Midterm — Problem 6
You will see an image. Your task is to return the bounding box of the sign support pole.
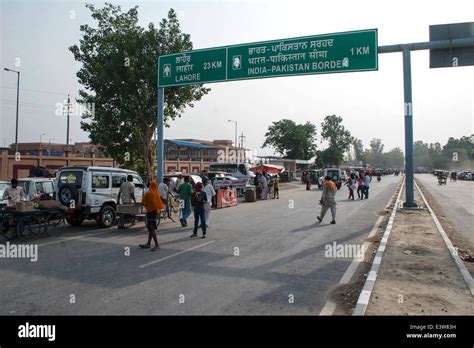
[402,48,415,207]
[157,87,164,185]
[378,37,474,208]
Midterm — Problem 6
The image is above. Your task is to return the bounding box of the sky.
[1,0,473,158]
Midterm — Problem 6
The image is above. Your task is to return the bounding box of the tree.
[384,147,404,168]
[369,138,385,167]
[413,141,431,169]
[442,136,473,169]
[319,115,353,166]
[352,137,364,163]
[69,3,209,179]
[262,119,317,160]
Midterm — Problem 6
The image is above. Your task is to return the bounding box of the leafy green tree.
[383,147,404,168]
[442,136,473,169]
[69,3,209,178]
[262,119,317,160]
[352,137,364,164]
[413,141,431,169]
[319,115,353,166]
[369,138,385,168]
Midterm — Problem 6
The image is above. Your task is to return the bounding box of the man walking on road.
[190,182,208,238]
[317,176,337,225]
[202,177,216,228]
[178,176,193,227]
[140,181,164,251]
[363,172,371,199]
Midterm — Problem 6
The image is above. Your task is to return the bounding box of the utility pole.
[65,95,71,157]
[228,120,238,149]
[3,68,20,154]
[239,132,246,149]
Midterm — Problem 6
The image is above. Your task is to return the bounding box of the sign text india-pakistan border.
[158,29,378,87]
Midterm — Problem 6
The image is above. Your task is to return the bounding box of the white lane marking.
[138,240,215,268]
[283,208,305,217]
[353,177,405,316]
[319,301,337,315]
[38,229,113,247]
[319,178,404,316]
[415,180,474,296]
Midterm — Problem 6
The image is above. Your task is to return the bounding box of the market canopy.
[249,164,285,174]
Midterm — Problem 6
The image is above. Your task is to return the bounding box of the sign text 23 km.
[158,29,378,87]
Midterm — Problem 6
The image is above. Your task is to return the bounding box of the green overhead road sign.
[158,29,378,87]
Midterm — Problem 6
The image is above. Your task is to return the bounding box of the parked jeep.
[55,167,145,228]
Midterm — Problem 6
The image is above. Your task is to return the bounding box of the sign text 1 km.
[158,29,378,87]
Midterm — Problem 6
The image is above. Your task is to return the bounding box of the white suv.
[55,166,145,228]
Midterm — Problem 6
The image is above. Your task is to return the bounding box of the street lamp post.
[48,138,54,155]
[3,68,20,154]
[227,120,238,149]
[39,133,46,154]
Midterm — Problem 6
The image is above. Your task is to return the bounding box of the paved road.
[0,175,401,315]
[415,174,474,247]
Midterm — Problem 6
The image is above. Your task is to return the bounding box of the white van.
[17,177,56,201]
[55,166,145,228]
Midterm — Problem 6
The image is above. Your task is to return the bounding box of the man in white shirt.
[174,175,183,193]
[118,175,136,204]
[2,179,26,205]
[159,177,174,220]
[201,177,216,228]
[363,172,371,199]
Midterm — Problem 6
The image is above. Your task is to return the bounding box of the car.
[17,177,56,201]
[211,175,246,190]
[323,168,343,189]
[201,170,227,181]
[164,173,203,191]
[55,166,145,228]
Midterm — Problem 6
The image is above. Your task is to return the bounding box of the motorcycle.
[377,175,381,182]
[438,176,447,185]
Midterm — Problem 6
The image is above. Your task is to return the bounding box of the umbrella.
[249,164,285,174]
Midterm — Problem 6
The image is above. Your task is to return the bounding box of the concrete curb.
[414,180,474,296]
[319,176,404,315]
[352,177,405,316]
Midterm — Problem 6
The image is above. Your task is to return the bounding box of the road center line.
[283,208,305,217]
[138,240,215,268]
[37,229,113,247]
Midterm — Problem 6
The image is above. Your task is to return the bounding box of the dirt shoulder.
[366,184,473,315]
[415,179,474,277]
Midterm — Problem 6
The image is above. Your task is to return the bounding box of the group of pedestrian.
[345,171,372,200]
[253,172,280,200]
[316,171,373,225]
[177,175,216,238]
[121,173,217,252]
